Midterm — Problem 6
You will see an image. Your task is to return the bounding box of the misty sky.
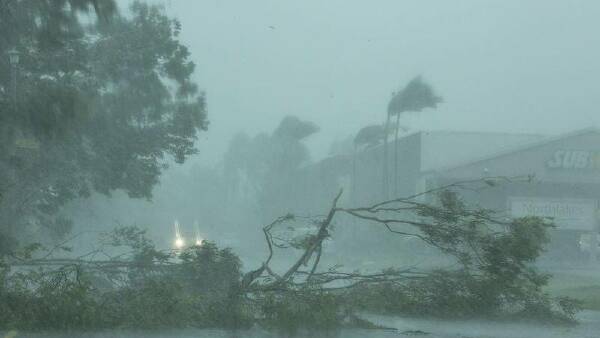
[124,0,600,165]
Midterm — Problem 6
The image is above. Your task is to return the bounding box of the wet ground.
[3,311,599,338]
[365,310,600,338]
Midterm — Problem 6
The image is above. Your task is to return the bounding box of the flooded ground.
[4,310,599,338]
[365,310,600,338]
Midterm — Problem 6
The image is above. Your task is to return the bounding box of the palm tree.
[388,76,442,196]
[382,93,397,199]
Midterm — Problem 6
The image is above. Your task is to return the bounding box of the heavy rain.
[1,1,600,337]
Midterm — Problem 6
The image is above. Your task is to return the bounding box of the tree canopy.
[223,116,319,221]
[0,1,207,244]
[354,124,385,149]
[387,76,442,117]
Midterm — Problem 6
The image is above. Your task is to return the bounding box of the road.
[3,311,600,338]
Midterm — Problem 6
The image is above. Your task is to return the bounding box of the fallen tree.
[0,177,581,331]
[239,175,580,328]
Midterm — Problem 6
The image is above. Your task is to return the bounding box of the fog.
[77,0,600,265]
[155,0,600,164]
[3,0,600,337]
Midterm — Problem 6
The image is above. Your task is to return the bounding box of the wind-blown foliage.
[241,177,579,325]
[387,76,442,116]
[0,227,249,330]
[0,178,580,331]
[354,124,385,149]
[0,2,207,245]
[383,76,442,198]
[223,115,319,221]
[273,116,320,141]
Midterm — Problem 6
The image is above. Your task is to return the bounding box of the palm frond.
[388,76,442,116]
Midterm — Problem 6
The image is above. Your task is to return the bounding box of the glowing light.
[194,220,204,246]
[175,237,185,249]
[173,219,185,249]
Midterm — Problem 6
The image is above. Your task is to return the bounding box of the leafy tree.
[178,242,242,297]
[353,125,385,150]
[273,115,319,141]
[352,124,385,203]
[0,2,207,246]
[270,116,319,173]
[223,116,319,221]
[223,131,274,210]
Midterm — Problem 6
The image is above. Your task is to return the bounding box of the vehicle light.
[175,237,185,249]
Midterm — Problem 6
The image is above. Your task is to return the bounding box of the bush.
[0,228,252,330]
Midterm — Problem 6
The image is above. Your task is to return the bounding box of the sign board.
[509,197,596,231]
[546,150,600,170]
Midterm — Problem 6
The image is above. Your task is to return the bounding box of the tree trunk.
[352,144,357,205]
[382,114,390,200]
[393,112,400,197]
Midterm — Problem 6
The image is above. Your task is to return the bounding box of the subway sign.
[546,150,600,170]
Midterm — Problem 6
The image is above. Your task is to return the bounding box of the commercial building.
[302,128,600,261]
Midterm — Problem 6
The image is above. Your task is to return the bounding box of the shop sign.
[509,197,596,231]
[546,150,600,169]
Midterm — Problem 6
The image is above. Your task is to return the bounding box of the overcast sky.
[123,0,600,165]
